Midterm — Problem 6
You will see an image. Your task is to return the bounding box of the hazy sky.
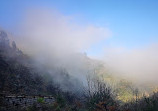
[0,0,158,57]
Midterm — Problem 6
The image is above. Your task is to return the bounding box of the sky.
[0,0,158,57]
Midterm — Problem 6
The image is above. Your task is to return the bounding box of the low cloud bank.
[104,44,158,85]
[10,8,111,83]
[15,9,110,57]
[10,8,158,87]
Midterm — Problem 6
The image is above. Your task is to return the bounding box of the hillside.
[0,30,158,111]
[0,30,83,96]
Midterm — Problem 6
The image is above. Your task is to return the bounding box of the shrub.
[37,97,45,104]
[85,75,118,111]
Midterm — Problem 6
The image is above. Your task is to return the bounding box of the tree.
[12,41,17,50]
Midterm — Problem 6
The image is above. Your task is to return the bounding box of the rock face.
[2,95,55,109]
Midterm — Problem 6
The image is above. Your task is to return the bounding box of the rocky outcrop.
[1,95,55,110]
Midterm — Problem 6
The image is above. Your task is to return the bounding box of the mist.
[9,8,158,89]
[104,44,158,86]
[14,9,110,56]
[8,8,110,87]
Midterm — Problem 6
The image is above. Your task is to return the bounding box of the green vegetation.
[37,97,45,104]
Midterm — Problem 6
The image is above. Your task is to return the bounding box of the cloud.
[104,44,158,85]
[10,8,158,87]
[14,8,111,58]
[8,8,111,84]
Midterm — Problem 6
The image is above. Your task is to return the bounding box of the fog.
[9,8,110,86]
[104,44,158,86]
[15,9,110,56]
[10,8,158,88]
